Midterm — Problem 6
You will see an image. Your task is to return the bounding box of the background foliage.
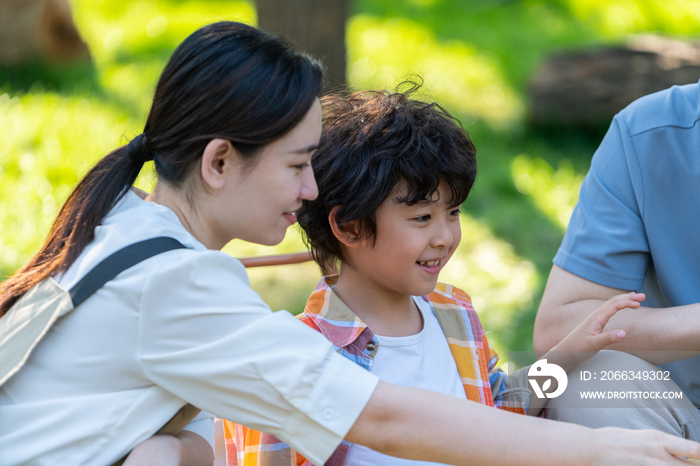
[1,0,699,355]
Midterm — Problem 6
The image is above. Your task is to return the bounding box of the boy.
[224,89,644,466]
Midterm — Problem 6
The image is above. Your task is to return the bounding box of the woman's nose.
[299,167,319,201]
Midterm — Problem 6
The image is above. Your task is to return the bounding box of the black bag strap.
[69,237,187,307]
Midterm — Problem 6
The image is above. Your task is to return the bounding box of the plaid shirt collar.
[301,275,372,350]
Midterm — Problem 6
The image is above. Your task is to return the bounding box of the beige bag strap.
[0,237,187,387]
[0,279,73,386]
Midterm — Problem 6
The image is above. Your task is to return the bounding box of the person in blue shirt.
[534,80,700,439]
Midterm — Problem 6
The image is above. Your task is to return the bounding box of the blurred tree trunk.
[0,0,90,66]
[257,0,348,93]
[529,35,700,128]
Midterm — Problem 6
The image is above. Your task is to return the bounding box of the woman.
[0,21,697,466]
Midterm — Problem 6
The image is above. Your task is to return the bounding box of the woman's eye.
[293,162,310,171]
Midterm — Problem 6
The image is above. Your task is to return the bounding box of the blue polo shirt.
[554,80,700,407]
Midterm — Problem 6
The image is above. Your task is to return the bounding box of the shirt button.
[322,408,334,420]
[365,341,376,351]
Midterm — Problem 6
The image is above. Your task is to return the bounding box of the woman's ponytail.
[0,136,149,317]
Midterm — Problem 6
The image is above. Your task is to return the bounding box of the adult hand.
[591,427,700,466]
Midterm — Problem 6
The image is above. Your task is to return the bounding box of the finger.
[608,292,645,308]
[587,329,625,350]
[591,293,644,330]
[664,437,700,461]
[624,292,645,306]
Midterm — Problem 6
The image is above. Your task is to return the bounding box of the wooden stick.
[238,251,313,268]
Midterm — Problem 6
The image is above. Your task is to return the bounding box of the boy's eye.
[414,214,431,222]
[450,208,461,216]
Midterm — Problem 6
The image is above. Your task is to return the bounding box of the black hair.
[297,85,477,274]
[1,21,324,317]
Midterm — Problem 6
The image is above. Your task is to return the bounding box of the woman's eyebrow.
[291,144,318,154]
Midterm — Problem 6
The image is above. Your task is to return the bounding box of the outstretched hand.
[553,291,644,355]
[593,427,700,466]
[530,292,646,382]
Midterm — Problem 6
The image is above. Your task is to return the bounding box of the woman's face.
[217,98,322,246]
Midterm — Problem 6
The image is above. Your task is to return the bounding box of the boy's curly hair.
[297,86,477,274]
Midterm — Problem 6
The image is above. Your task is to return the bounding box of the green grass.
[1,0,698,355]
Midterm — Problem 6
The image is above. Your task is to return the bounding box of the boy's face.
[347,182,462,297]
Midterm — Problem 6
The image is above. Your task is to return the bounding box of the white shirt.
[0,191,378,466]
[345,297,466,466]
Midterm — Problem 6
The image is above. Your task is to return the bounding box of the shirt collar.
[302,275,372,349]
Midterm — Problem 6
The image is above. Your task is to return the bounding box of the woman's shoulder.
[57,191,209,289]
[144,246,250,290]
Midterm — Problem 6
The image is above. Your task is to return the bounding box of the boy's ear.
[201,138,237,190]
[329,206,362,248]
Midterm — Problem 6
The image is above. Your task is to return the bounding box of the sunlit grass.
[564,0,700,36]
[72,0,257,115]
[0,91,137,272]
[74,0,257,62]
[347,15,523,129]
[511,155,584,231]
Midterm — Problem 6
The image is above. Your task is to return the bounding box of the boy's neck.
[333,268,424,338]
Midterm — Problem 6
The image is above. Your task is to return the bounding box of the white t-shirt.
[0,190,379,466]
[345,297,466,466]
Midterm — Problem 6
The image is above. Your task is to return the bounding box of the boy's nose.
[431,222,454,249]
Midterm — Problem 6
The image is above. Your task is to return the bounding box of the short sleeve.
[554,115,650,290]
[137,250,379,466]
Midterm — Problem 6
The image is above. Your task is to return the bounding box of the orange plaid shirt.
[224,277,530,466]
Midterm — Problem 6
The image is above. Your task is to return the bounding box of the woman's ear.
[201,138,237,190]
[329,206,362,248]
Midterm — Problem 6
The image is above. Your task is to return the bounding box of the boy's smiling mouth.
[417,260,440,267]
[416,259,444,275]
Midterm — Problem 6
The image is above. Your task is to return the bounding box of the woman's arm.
[348,381,700,466]
[125,383,700,466]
